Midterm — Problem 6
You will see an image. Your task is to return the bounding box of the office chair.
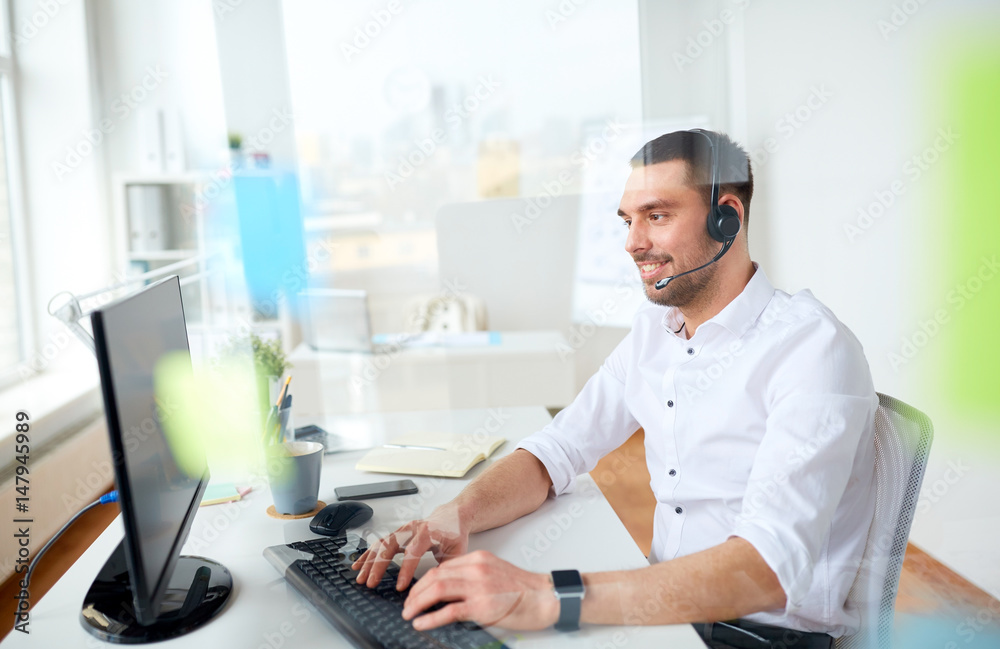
[837,393,933,649]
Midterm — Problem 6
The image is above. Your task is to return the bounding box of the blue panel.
[233,173,307,314]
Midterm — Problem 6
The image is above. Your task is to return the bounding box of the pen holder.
[263,404,294,446]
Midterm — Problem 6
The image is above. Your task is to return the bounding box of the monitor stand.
[80,540,233,644]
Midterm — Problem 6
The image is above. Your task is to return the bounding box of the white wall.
[636,0,1000,597]
[741,2,919,395]
[90,0,228,174]
[736,0,1000,596]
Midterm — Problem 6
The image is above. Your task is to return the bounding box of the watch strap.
[555,592,582,632]
[552,569,584,632]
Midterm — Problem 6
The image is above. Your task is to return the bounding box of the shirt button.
[686,348,695,355]
[668,469,677,476]
[675,506,683,514]
[667,400,674,408]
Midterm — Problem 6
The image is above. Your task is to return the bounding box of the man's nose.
[625,220,649,255]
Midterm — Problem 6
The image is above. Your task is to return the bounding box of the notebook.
[200,482,243,506]
[355,431,507,478]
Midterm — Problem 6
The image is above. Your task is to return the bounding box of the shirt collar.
[660,263,775,340]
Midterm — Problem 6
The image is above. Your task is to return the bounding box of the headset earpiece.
[708,204,740,242]
[689,128,741,243]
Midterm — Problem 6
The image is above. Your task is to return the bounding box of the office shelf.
[112,173,215,327]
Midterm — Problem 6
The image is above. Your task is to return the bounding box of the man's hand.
[352,504,469,590]
[401,550,559,631]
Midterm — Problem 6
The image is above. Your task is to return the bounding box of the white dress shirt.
[516,264,877,636]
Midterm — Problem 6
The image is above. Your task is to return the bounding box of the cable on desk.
[24,490,119,590]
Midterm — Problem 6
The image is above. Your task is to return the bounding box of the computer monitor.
[300,287,375,352]
[80,275,232,643]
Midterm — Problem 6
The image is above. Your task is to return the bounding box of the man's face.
[618,160,719,308]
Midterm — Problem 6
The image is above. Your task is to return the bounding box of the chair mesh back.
[836,393,933,649]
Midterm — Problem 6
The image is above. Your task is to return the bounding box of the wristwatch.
[551,569,585,631]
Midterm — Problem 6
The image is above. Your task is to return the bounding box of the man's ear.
[718,194,747,238]
[718,193,744,225]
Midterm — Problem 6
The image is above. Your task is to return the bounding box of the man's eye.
[650,213,667,221]
[622,220,631,228]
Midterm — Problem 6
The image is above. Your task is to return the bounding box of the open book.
[355,431,507,478]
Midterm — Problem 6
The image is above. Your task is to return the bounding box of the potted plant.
[228,132,243,169]
[217,332,291,427]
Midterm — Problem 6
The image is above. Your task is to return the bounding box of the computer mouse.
[309,501,373,537]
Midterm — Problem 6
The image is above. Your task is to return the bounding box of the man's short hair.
[629,130,754,229]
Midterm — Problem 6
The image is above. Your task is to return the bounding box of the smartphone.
[335,479,419,501]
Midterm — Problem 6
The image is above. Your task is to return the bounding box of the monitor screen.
[91,275,207,624]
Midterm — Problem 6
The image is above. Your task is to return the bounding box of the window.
[0,0,29,391]
[281,0,643,332]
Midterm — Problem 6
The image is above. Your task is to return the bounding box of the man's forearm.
[446,449,553,535]
[579,537,787,626]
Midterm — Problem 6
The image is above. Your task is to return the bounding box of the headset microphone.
[654,236,734,290]
[653,129,741,291]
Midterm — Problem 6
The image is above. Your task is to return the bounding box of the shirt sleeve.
[730,310,877,613]
[516,330,640,496]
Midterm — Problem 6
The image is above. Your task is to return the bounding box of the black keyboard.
[265,535,509,649]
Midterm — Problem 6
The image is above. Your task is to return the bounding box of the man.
[353,130,877,648]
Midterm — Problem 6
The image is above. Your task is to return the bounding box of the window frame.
[0,0,36,392]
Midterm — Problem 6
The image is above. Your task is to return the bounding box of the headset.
[654,129,742,290]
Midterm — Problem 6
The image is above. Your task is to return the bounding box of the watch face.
[552,570,584,593]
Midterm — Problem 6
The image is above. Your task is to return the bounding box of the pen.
[383,444,447,451]
[275,375,292,409]
[266,376,293,445]
[277,395,293,443]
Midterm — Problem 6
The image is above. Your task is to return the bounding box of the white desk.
[288,331,576,417]
[4,407,702,648]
